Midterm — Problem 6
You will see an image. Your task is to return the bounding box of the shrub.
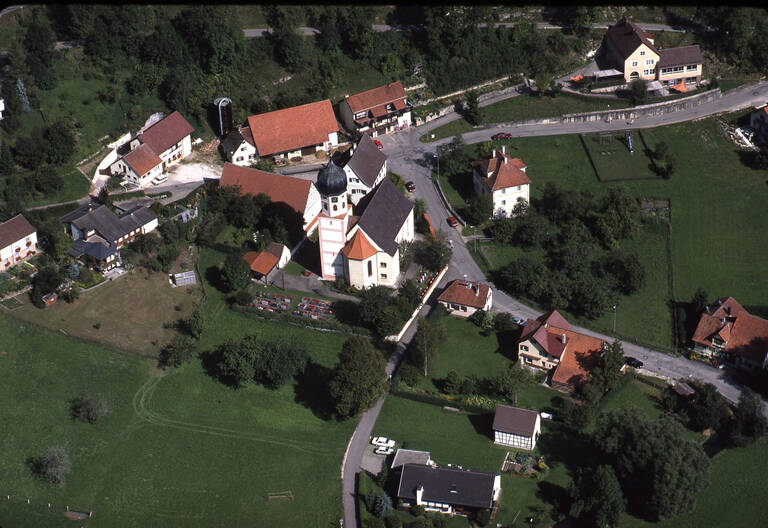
[399,364,422,387]
[70,394,108,423]
[233,289,252,306]
[385,516,403,528]
[364,519,386,528]
[33,446,72,485]
[411,504,426,517]
[442,370,462,394]
[461,394,497,412]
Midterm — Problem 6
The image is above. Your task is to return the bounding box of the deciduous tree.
[329,336,388,417]
[34,446,72,485]
[730,387,768,446]
[220,253,251,292]
[568,465,625,528]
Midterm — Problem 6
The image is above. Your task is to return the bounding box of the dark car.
[491,132,512,140]
[405,181,416,192]
[624,357,644,369]
[447,216,459,228]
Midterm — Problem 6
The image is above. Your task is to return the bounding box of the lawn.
[22,168,91,208]
[422,93,633,142]
[581,131,660,181]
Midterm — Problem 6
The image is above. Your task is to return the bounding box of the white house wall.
[0,231,38,272]
[229,141,257,166]
[304,185,322,231]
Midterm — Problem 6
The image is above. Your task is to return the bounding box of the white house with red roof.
[339,81,411,136]
[518,310,607,392]
[471,146,531,219]
[218,163,322,233]
[243,242,290,285]
[0,214,38,272]
[220,125,257,166]
[110,111,194,187]
[437,280,492,318]
[691,296,768,369]
[246,100,339,161]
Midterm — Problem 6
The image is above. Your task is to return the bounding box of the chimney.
[502,145,505,155]
[561,333,566,344]
[491,149,495,159]
[475,284,480,296]
[415,486,424,505]
[504,156,507,165]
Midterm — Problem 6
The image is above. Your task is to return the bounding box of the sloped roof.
[0,214,36,250]
[345,81,407,113]
[726,312,768,364]
[341,230,379,261]
[397,464,498,510]
[221,129,246,154]
[68,237,117,261]
[123,143,163,176]
[692,313,726,346]
[219,163,314,214]
[354,178,413,256]
[265,242,287,259]
[657,45,703,67]
[605,18,658,60]
[65,204,156,243]
[346,133,387,187]
[240,126,256,147]
[137,111,194,155]
[492,405,539,437]
[243,250,279,275]
[709,297,746,319]
[551,332,605,389]
[471,151,531,191]
[391,449,431,470]
[246,100,339,156]
[437,280,491,309]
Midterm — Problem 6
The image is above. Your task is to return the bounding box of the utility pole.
[613,304,617,333]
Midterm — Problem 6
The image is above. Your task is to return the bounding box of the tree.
[216,336,260,386]
[329,336,388,418]
[410,317,445,376]
[417,231,452,272]
[591,340,626,394]
[688,382,729,432]
[470,309,494,334]
[220,253,251,292]
[23,14,57,90]
[465,193,493,224]
[662,152,676,179]
[464,90,481,125]
[70,394,108,424]
[373,491,393,518]
[491,364,533,403]
[34,446,72,485]
[159,334,196,368]
[533,73,552,96]
[568,465,626,528]
[630,78,648,105]
[254,339,308,389]
[0,142,14,175]
[31,265,62,307]
[493,217,516,243]
[692,288,709,314]
[65,262,81,280]
[359,286,395,330]
[730,387,768,446]
[654,141,669,161]
[603,251,646,295]
[182,308,205,339]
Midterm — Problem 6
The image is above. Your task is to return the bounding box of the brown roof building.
[246,100,339,158]
[0,214,38,272]
[437,280,492,317]
[137,110,195,155]
[339,81,412,136]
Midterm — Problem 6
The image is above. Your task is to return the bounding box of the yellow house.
[603,19,702,87]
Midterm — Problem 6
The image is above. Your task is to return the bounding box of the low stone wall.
[386,265,448,342]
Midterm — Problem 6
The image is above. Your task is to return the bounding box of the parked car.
[512,316,525,326]
[447,217,459,228]
[491,132,512,140]
[405,181,416,192]
[373,139,384,150]
[375,446,394,456]
[371,437,395,448]
[624,357,644,368]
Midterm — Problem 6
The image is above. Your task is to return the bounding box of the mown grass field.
[22,169,91,207]
[581,131,660,181]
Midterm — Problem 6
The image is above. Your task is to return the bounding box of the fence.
[385,265,448,342]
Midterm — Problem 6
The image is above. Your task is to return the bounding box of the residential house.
[391,449,435,470]
[749,105,768,146]
[396,463,501,517]
[0,214,38,272]
[0,98,5,120]
[110,111,194,187]
[340,133,388,205]
[339,81,412,137]
[61,203,158,271]
[316,162,414,288]
[246,99,339,161]
[437,280,492,318]
[470,146,531,219]
[518,310,607,392]
[691,296,768,369]
[242,243,290,285]
[492,404,541,450]
[220,125,257,166]
[218,163,322,234]
[602,18,703,88]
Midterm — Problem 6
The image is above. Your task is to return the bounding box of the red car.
[405,181,416,192]
[492,132,512,140]
[373,139,384,150]
[447,217,459,228]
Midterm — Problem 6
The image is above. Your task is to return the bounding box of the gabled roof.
[391,449,431,470]
[605,18,658,60]
[219,163,314,215]
[708,297,746,320]
[551,332,605,389]
[137,111,194,155]
[346,133,387,187]
[471,151,531,192]
[246,100,339,156]
[68,237,117,261]
[64,204,156,244]
[243,250,279,276]
[221,129,246,154]
[397,464,498,510]
[265,242,287,259]
[341,230,379,261]
[353,178,413,256]
[725,312,768,364]
[0,214,36,250]
[657,45,703,68]
[345,81,408,114]
[437,280,491,309]
[123,143,163,176]
[492,405,539,437]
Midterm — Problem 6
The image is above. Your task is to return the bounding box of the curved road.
[341,80,768,528]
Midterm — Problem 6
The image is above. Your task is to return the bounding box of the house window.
[460,306,467,311]
[686,64,698,71]
[501,200,506,205]
[367,260,373,277]
[380,273,387,279]
[501,188,506,194]
[236,156,243,161]
[450,303,460,310]
[331,197,338,203]
[380,262,387,268]
[631,61,638,67]
[249,154,255,159]
[640,50,646,56]
[516,185,521,191]
[333,204,338,212]
[646,59,654,65]
[643,69,650,75]
[520,345,529,351]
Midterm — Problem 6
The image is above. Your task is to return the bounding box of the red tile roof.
[692,298,768,365]
[241,126,256,147]
[709,297,746,319]
[345,82,408,113]
[437,280,491,310]
[605,19,659,60]
[243,251,279,275]
[0,214,36,250]
[246,100,339,157]
[341,230,378,261]
[219,163,314,215]
[471,151,531,191]
[137,111,194,155]
[123,143,163,176]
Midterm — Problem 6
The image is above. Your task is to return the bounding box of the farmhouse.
[0,214,38,272]
[340,133,388,205]
[243,243,290,285]
[492,404,541,450]
[246,99,339,161]
[691,297,768,369]
[470,146,531,219]
[316,162,414,288]
[220,125,257,166]
[110,111,194,187]
[601,18,703,88]
[396,463,501,517]
[218,163,322,233]
[339,81,412,136]
[518,310,607,392]
[437,280,492,318]
[61,203,158,271]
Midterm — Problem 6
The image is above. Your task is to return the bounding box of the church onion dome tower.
[317,159,348,214]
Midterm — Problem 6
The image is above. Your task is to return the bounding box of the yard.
[581,131,660,181]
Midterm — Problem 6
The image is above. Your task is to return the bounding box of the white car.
[371,437,395,448]
[375,446,394,456]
